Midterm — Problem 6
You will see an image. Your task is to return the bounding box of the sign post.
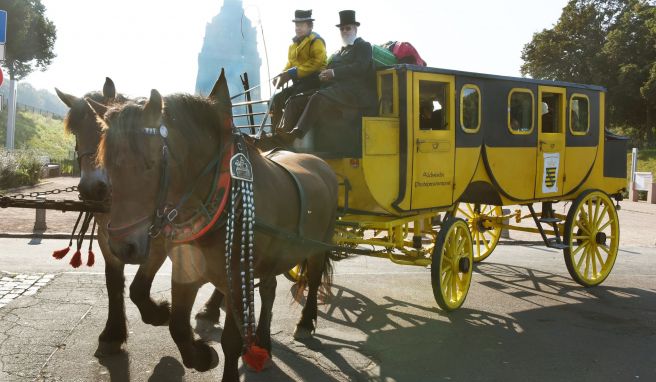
[0,10,6,60]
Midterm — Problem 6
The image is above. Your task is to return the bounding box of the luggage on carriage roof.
[373,44,398,68]
[381,40,427,66]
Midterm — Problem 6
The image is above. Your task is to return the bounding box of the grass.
[0,109,74,161]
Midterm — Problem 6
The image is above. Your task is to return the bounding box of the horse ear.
[55,88,80,108]
[103,77,116,99]
[143,89,163,124]
[209,68,232,108]
[85,97,109,118]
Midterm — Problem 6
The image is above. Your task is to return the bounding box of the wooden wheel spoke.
[458,207,472,219]
[583,247,591,278]
[592,198,601,228]
[591,246,598,276]
[598,244,611,255]
[575,219,591,236]
[594,247,606,269]
[466,203,474,215]
[594,204,608,228]
[572,235,590,241]
[597,219,613,232]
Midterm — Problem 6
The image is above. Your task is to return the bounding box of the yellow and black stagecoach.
[247,64,628,311]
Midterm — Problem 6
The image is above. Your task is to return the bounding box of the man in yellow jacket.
[270,9,327,130]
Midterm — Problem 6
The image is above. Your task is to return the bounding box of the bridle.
[106,122,233,245]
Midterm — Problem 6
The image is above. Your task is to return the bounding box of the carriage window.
[570,95,590,134]
[540,92,562,133]
[460,85,481,133]
[508,90,534,134]
[419,80,449,130]
[379,73,395,116]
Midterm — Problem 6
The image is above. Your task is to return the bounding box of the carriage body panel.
[301,65,626,214]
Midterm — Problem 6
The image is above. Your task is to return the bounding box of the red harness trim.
[166,146,234,244]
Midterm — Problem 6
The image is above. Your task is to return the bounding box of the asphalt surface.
[0,178,655,381]
[0,238,654,382]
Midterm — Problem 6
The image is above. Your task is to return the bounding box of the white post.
[630,147,638,201]
[5,78,17,150]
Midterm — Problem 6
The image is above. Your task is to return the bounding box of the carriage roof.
[387,64,607,92]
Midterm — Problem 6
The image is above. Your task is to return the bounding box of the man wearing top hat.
[278,10,377,140]
[270,9,327,130]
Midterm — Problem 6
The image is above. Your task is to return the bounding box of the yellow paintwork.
[535,86,567,199]
[485,147,537,200]
[564,146,597,194]
[409,72,456,210]
[453,147,481,201]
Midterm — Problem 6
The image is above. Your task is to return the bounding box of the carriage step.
[546,238,568,250]
[539,217,562,224]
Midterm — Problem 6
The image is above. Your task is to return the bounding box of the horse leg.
[221,306,243,382]
[129,246,170,326]
[95,229,127,356]
[254,276,277,358]
[194,289,224,324]
[293,254,325,340]
[170,280,219,372]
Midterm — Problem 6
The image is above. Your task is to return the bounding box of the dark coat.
[318,37,377,112]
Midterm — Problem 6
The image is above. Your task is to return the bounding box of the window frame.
[459,84,481,134]
[377,70,399,117]
[569,93,590,136]
[507,88,535,135]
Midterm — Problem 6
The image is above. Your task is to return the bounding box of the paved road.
[0,236,654,381]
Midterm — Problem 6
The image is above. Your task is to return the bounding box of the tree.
[521,0,656,145]
[0,0,56,81]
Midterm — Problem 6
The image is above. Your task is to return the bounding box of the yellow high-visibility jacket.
[283,32,327,80]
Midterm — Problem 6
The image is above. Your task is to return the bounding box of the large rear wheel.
[563,190,619,287]
[456,203,503,262]
[431,218,474,311]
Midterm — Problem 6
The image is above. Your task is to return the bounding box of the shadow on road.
[308,262,656,381]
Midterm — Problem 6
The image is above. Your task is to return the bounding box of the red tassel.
[242,344,270,372]
[87,250,95,267]
[69,250,82,268]
[52,247,70,260]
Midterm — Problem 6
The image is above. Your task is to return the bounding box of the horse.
[92,70,338,381]
[54,78,226,356]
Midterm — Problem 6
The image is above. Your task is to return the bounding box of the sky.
[19,0,570,100]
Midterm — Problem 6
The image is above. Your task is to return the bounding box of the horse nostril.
[95,182,109,200]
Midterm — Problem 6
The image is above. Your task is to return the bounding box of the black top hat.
[292,10,314,22]
[336,10,360,27]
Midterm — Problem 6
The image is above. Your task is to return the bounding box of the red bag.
[390,41,427,66]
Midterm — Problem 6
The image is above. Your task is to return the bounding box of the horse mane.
[98,93,226,167]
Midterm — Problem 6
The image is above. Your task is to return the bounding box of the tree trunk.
[5,78,18,150]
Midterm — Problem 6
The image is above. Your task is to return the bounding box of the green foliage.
[0,0,57,81]
[521,0,656,146]
[0,108,74,161]
[0,148,42,190]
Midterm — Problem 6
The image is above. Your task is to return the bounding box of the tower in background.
[195,0,262,101]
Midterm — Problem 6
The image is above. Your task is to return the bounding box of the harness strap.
[264,152,307,238]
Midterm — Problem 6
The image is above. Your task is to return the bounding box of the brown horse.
[93,70,338,381]
[55,78,225,356]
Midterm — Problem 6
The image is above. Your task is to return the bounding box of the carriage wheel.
[563,190,619,287]
[456,203,503,262]
[284,263,306,282]
[431,217,474,311]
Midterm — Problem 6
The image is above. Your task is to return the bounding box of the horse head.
[56,78,122,202]
[94,69,233,264]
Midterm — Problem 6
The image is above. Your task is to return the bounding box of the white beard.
[341,32,357,47]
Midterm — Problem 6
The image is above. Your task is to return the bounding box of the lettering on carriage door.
[541,152,560,193]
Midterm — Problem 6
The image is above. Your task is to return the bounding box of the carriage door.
[535,86,566,198]
[410,73,456,209]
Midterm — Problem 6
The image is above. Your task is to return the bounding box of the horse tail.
[292,250,334,303]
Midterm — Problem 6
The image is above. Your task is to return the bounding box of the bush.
[0,149,43,190]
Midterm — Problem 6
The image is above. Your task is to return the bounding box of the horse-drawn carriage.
[254,64,627,311]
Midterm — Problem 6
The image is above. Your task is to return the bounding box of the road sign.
[0,10,6,44]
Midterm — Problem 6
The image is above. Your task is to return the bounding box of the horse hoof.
[195,345,220,372]
[292,326,313,341]
[94,341,123,357]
